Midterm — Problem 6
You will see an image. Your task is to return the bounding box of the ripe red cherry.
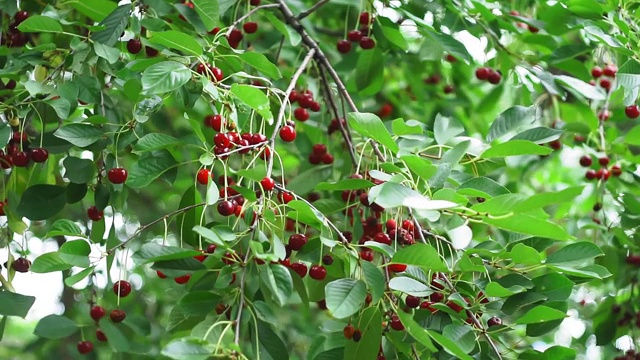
[110,309,126,323]
[210,114,224,131]
[12,257,31,272]
[30,148,48,163]
[488,316,502,327]
[611,165,622,177]
[288,234,308,251]
[294,107,309,121]
[108,167,128,184]
[599,78,612,91]
[347,30,363,42]
[443,84,454,94]
[359,11,371,25]
[214,133,231,148]
[321,153,334,164]
[579,155,592,167]
[87,205,104,221]
[77,341,94,354]
[298,94,313,108]
[127,39,142,54]
[309,265,327,280]
[250,0,260,5]
[603,63,618,77]
[446,300,464,313]
[591,66,603,78]
[13,151,29,167]
[585,169,597,180]
[359,36,375,49]
[290,262,307,278]
[210,67,224,82]
[337,40,352,54]
[390,315,404,331]
[260,177,275,191]
[113,280,132,297]
[197,169,211,185]
[14,11,29,23]
[96,329,107,342]
[475,67,490,80]
[389,263,407,273]
[145,46,159,57]
[278,191,294,203]
[405,295,421,308]
[279,125,296,142]
[599,156,610,167]
[174,274,191,284]
[487,70,502,84]
[243,22,258,34]
[312,144,327,155]
[598,110,611,121]
[217,200,236,216]
[374,232,392,245]
[156,270,167,279]
[360,249,374,261]
[206,244,217,254]
[90,305,106,321]
[445,54,457,62]
[626,105,640,119]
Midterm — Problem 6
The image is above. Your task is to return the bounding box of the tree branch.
[297,0,330,20]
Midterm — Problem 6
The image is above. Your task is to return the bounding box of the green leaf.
[59,240,91,267]
[31,252,72,273]
[361,261,385,303]
[368,182,457,211]
[434,114,464,145]
[457,177,510,198]
[391,244,449,272]
[127,151,177,188]
[240,52,282,80]
[63,156,96,184]
[347,112,398,153]
[192,226,225,246]
[230,84,273,124]
[625,125,640,146]
[377,17,408,50]
[0,292,35,318]
[487,106,537,142]
[99,318,131,352]
[16,15,63,33]
[64,266,96,286]
[149,31,202,56]
[388,276,432,297]
[396,311,437,351]
[93,42,120,64]
[46,219,83,238]
[481,140,552,158]
[286,166,332,195]
[17,185,66,221]
[442,325,476,354]
[325,279,367,319]
[427,330,473,360]
[422,30,471,62]
[34,315,77,339]
[142,61,192,95]
[257,320,289,360]
[133,243,201,264]
[192,0,219,31]
[91,5,130,46]
[263,12,301,46]
[484,214,571,241]
[513,186,585,212]
[343,307,382,360]
[485,282,526,297]
[69,0,118,21]
[515,305,567,324]
[260,264,293,306]
[54,124,104,147]
[315,179,374,191]
[512,127,563,144]
[511,243,542,266]
[354,48,384,95]
[133,133,180,153]
[546,241,603,264]
[162,339,213,360]
[555,75,606,100]
[205,181,219,205]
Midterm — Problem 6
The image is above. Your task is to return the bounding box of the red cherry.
[309,265,327,280]
[475,67,490,80]
[87,206,104,221]
[549,140,562,150]
[598,110,611,121]
[196,63,207,75]
[591,66,603,78]
[156,270,167,279]
[603,63,618,77]
[77,341,94,354]
[309,153,322,165]
[227,28,243,43]
[260,177,275,191]
[527,24,539,33]
[217,200,236,216]
[337,40,352,54]
[197,169,211,185]
[445,54,457,62]
[443,84,454,94]
[96,329,107,342]
[598,156,610,167]
[312,144,327,155]
[243,22,258,34]
[208,27,220,35]
[348,30,363,42]
[13,151,29,167]
[359,11,371,25]
[374,232,392,245]
[12,257,30,272]
[113,280,132,297]
[194,253,206,262]
[108,167,128,184]
[321,153,334,164]
[251,133,268,145]
[210,114,224,131]
[278,191,294,203]
[210,67,224,82]
[446,300,464,312]
[390,315,404,331]
[288,234,308,251]
[127,39,142,54]
[4,80,16,90]
[625,105,640,119]
[389,263,407,273]
[214,133,231,148]
[294,107,309,121]
[289,90,299,103]
[206,244,217,254]
[360,249,374,261]
[30,148,48,163]
[611,165,622,177]
[14,11,29,23]
[290,262,308,278]
[487,316,502,327]
[298,94,313,108]
[110,309,126,323]
[250,0,261,5]
[386,219,397,231]
[585,169,597,180]
[279,125,296,142]
[430,292,444,302]
[405,295,421,308]
[90,305,106,321]
[359,36,375,49]
[487,70,502,84]
[579,155,592,167]
[145,46,159,57]
[599,78,612,91]
[174,274,191,284]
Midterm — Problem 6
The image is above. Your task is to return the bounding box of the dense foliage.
[1,0,640,359]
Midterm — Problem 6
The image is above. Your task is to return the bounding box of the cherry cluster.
[126,33,160,57]
[580,155,622,181]
[475,67,502,85]
[0,131,48,169]
[196,63,224,82]
[308,143,334,165]
[337,11,376,53]
[1,11,29,47]
[590,63,617,92]
[290,89,321,122]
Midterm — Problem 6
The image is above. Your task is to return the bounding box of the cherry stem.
[0,273,15,292]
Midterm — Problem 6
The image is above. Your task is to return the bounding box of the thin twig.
[233,250,253,346]
[317,66,358,167]
[225,3,280,37]
[297,0,331,20]
[105,202,207,255]
[267,48,316,177]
